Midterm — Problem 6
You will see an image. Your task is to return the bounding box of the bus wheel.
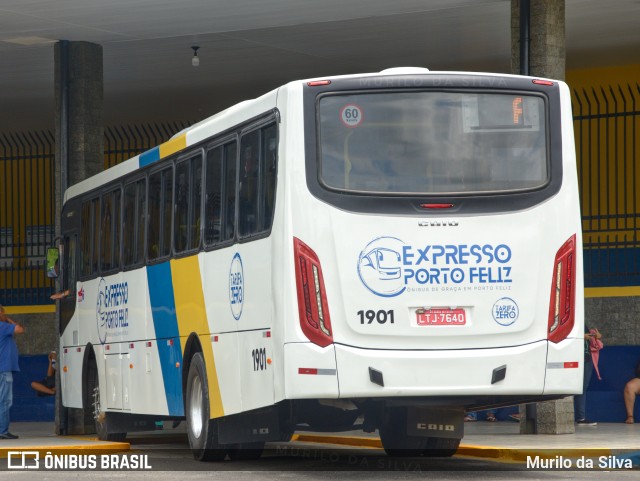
[421,437,460,457]
[186,352,226,461]
[87,360,126,442]
[379,407,426,457]
[226,441,265,461]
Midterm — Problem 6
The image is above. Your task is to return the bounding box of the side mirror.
[46,247,60,278]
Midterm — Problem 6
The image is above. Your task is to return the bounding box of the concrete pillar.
[53,40,104,435]
[511,0,573,435]
[511,0,566,80]
[519,397,575,435]
[54,41,104,188]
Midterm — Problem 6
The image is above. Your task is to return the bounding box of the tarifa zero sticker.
[492,297,519,326]
[229,253,244,320]
[340,104,363,128]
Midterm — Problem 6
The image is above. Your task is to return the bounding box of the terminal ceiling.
[0,0,639,131]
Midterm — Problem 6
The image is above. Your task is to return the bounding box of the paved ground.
[1,420,640,465]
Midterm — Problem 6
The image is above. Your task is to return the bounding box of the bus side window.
[223,142,237,241]
[80,198,100,278]
[174,160,189,253]
[262,124,277,231]
[80,201,91,277]
[135,179,146,264]
[161,168,173,257]
[148,171,162,261]
[191,157,202,250]
[63,234,77,294]
[205,146,223,245]
[239,131,260,237]
[124,178,147,267]
[90,198,100,275]
[238,122,277,238]
[123,182,136,266]
[100,190,115,272]
[113,189,121,268]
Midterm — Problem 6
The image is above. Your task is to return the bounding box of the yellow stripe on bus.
[158,134,187,159]
[170,256,224,418]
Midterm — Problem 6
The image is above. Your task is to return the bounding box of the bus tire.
[86,359,126,442]
[379,407,426,457]
[226,441,265,461]
[421,437,460,457]
[186,352,226,461]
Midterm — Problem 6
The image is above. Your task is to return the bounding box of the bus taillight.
[548,235,577,343]
[294,237,333,347]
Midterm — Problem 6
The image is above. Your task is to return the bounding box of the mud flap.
[217,407,281,444]
[406,407,464,439]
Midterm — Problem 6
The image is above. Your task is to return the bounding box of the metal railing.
[0,121,191,305]
[573,84,640,287]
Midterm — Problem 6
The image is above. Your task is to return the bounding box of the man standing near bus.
[0,305,24,439]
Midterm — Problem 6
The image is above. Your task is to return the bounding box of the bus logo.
[358,237,515,297]
[229,253,244,320]
[358,237,406,297]
[97,278,108,343]
[96,278,130,344]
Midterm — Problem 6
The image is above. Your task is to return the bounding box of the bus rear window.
[318,91,548,195]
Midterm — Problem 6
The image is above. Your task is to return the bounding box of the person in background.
[574,326,602,426]
[464,409,497,422]
[31,351,56,396]
[0,304,25,439]
[623,361,640,424]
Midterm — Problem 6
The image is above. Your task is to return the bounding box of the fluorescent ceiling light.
[2,36,57,46]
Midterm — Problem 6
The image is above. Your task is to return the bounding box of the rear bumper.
[334,338,583,398]
[283,338,583,400]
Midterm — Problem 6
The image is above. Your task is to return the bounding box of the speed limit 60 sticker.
[340,104,363,128]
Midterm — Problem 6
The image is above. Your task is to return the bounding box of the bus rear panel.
[284,72,583,443]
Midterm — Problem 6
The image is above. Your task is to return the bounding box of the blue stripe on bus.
[146,262,184,416]
[139,146,160,167]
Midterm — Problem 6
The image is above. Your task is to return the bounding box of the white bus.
[53,68,583,459]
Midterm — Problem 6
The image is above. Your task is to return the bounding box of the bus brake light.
[533,79,554,86]
[548,235,576,343]
[294,237,333,347]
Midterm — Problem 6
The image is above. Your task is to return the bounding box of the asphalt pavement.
[1,420,639,466]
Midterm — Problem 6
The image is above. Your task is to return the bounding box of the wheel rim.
[190,375,204,438]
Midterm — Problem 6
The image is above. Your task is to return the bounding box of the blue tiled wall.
[10,355,55,422]
[586,346,640,422]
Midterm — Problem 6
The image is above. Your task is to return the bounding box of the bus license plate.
[416,308,466,326]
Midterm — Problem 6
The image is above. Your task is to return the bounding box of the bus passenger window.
[135,179,146,264]
[113,189,121,268]
[190,156,203,250]
[148,172,162,260]
[161,168,173,257]
[91,199,100,274]
[238,123,278,237]
[262,124,278,231]
[123,183,137,266]
[223,142,237,241]
[174,161,189,253]
[205,146,223,245]
[80,201,92,277]
[100,189,121,273]
[239,132,260,237]
[64,235,77,294]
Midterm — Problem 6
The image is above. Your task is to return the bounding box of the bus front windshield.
[318,91,548,195]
